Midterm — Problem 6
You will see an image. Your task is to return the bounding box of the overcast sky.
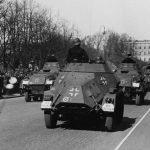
[33,0,150,40]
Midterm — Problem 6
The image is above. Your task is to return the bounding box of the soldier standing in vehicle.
[66,38,89,63]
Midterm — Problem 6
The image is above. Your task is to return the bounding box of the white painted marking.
[115,108,150,150]
[63,97,69,102]
[69,88,74,92]
[75,88,79,92]
[74,93,79,96]
[69,93,73,96]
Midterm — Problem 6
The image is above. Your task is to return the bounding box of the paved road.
[0,96,150,150]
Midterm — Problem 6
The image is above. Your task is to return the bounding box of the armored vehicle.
[142,63,150,92]
[116,56,144,105]
[24,73,52,102]
[24,60,60,102]
[41,61,124,131]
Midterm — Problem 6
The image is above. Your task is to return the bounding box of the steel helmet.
[74,38,81,46]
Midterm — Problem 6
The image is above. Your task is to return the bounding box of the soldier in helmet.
[66,38,89,63]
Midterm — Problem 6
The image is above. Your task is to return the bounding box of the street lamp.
[98,26,106,58]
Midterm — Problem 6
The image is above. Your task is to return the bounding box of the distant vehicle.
[142,63,150,92]
[41,60,124,131]
[19,76,30,96]
[115,56,145,105]
[24,60,60,102]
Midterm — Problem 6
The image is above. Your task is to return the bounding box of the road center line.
[114,107,150,150]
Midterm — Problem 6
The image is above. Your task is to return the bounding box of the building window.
[149,58,150,61]
[144,52,146,55]
[144,46,146,49]
[139,46,141,49]
[148,51,150,54]
[144,58,146,61]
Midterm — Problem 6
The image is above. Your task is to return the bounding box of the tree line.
[0,0,140,71]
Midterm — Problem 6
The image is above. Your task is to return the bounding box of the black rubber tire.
[136,94,144,106]
[19,89,24,96]
[105,92,124,131]
[44,111,57,129]
[105,115,115,131]
[25,92,31,102]
[116,94,124,123]
[39,95,43,101]
[33,96,38,101]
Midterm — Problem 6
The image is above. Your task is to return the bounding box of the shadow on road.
[124,98,150,106]
[116,117,136,132]
[57,116,136,132]
[143,99,150,105]
[57,118,106,131]
[124,99,135,105]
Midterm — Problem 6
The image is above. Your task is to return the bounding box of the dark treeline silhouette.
[0,0,82,71]
[0,0,145,72]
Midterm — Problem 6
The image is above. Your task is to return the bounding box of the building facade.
[127,40,150,62]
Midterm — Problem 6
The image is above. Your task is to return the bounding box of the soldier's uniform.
[66,38,89,63]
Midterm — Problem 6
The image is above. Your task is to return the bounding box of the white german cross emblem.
[69,88,79,97]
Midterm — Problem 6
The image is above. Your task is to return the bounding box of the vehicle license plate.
[22,80,29,85]
[132,82,140,87]
[102,103,114,112]
[46,80,53,84]
[41,101,52,109]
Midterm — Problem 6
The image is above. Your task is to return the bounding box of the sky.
[32,0,150,40]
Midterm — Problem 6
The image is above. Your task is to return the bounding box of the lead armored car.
[115,56,145,105]
[41,60,124,131]
[24,57,60,102]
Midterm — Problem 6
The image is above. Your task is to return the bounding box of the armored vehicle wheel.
[44,111,57,128]
[105,115,115,131]
[136,93,144,106]
[115,93,124,123]
[40,95,43,101]
[105,93,124,131]
[39,95,43,101]
[19,89,24,96]
[25,92,31,102]
[33,96,38,101]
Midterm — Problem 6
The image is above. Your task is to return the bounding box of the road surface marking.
[115,107,150,150]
